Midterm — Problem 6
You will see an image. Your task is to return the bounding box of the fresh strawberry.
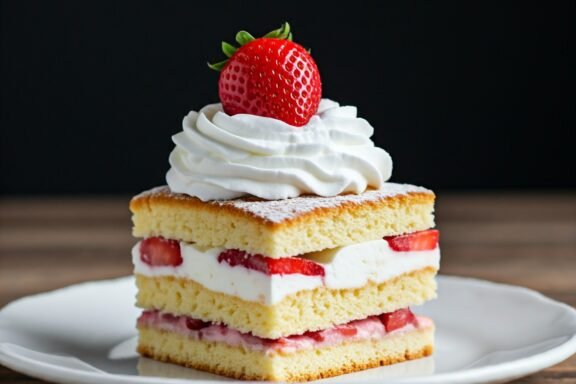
[217,249,325,276]
[140,237,183,267]
[384,229,439,252]
[336,324,358,337]
[209,22,322,127]
[380,308,418,332]
[185,318,210,331]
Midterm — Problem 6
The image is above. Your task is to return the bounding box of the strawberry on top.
[209,22,322,127]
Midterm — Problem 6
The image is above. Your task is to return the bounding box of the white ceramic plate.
[0,276,575,384]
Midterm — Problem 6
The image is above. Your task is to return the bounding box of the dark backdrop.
[1,1,574,195]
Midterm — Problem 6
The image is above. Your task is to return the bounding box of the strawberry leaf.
[221,41,237,58]
[209,22,298,73]
[278,22,291,39]
[235,30,255,45]
[265,22,290,39]
[207,59,227,72]
[264,29,280,38]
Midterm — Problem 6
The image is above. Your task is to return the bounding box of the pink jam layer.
[138,310,433,355]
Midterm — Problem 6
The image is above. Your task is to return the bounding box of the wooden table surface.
[0,193,575,383]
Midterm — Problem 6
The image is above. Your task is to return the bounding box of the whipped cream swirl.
[166,99,392,201]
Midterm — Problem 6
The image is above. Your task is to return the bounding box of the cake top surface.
[134,183,432,224]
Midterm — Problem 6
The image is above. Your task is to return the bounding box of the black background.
[1,1,574,195]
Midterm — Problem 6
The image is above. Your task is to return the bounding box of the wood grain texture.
[0,193,575,383]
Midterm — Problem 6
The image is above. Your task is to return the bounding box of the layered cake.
[131,23,440,381]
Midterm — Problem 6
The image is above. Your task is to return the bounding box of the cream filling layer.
[133,240,440,305]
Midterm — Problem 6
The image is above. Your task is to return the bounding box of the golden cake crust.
[130,183,435,257]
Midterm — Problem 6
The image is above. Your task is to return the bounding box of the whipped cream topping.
[133,239,440,305]
[138,310,433,355]
[166,99,392,201]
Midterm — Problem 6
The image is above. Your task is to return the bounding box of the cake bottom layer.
[137,324,434,382]
[136,266,437,339]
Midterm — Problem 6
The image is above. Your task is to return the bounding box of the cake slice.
[132,22,440,382]
[131,183,439,380]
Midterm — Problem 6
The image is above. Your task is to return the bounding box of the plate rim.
[1,275,575,384]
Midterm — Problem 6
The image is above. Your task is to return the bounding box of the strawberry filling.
[139,229,440,273]
[384,229,439,252]
[217,249,325,276]
[138,308,427,354]
[139,237,182,267]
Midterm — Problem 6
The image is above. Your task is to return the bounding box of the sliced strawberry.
[303,330,325,342]
[217,249,325,276]
[218,249,251,267]
[140,237,183,267]
[274,337,289,345]
[185,318,210,331]
[380,308,417,332]
[384,229,439,252]
[336,324,358,337]
[266,256,325,276]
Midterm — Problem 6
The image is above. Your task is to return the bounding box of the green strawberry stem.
[208,22,292,72]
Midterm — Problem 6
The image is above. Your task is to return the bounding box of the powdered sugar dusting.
[134,183,432,224]
[133,186,170,200]
[219,183,431,223]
